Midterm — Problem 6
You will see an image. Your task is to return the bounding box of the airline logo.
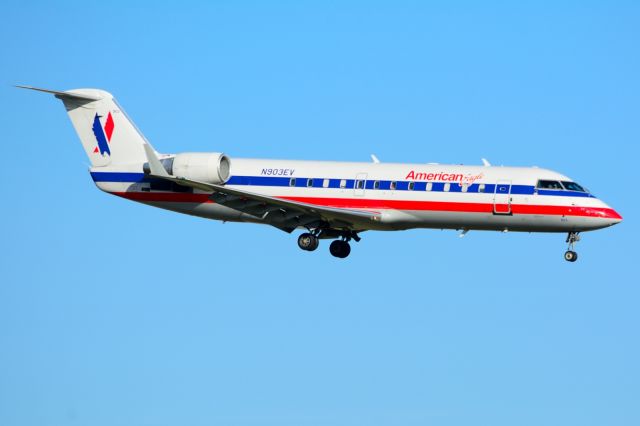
[405,170,484,185]
[91,112,115,156]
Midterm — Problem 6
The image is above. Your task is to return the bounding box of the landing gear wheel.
[329,240,351,258]
[564,250,578,262]
[297,233,319,251]
[339,241,351,258]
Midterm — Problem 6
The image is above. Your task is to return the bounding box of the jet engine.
[144,152,231,184]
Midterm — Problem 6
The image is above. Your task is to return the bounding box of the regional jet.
[19,86,622,261]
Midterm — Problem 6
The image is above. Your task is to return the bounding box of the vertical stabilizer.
[18,86,151,167]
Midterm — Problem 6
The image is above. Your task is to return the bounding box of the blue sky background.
[1,1,638,425]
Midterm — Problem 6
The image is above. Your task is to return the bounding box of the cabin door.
[354,173,367,196]
[493,179,512,214]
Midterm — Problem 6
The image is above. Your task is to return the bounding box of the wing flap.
[163,173,379,228]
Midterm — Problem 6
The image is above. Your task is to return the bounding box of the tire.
[298,233,316,251]
[329,240,342,257]
[308,235,319,251]
[330,240,351,258]
[339,241,351,258]
[564,250,578,262]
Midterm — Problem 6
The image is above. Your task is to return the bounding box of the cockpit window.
[561,181,587,192]
[537,180,563,190]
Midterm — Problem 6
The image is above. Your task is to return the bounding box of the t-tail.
[16,86,150,167]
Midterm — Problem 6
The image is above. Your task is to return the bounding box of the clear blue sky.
[1,1,638,425]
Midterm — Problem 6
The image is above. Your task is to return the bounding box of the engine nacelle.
[144,152,231,184]
[171,152,231,184]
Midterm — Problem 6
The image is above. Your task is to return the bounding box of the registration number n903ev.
[261,168,295,176]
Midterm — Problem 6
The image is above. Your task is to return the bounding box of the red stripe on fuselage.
[280,196,620,219]
[111,192,619,219]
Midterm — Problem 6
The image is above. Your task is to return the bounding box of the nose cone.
[608,208,623,225]
[597,201,622,226]
[583,201,622,229]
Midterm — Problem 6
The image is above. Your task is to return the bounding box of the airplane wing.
[143,145,381,232]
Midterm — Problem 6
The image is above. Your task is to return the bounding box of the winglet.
[143,144,170,177]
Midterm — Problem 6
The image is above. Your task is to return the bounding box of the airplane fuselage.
[91,158,621,233]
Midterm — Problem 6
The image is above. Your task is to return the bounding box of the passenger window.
[289,178,296,187]
[408,182,415,191]
[322,179,330,188]
[374,180,380,189]
[339,179,347,189]
[307,178,313,187]
[356,180,365,189]
[537,180,563,190]
[561,181,586,192]
[478,184,485,193]
[444,183,450,192]
[390,181,397,190]
[425,182,432,191]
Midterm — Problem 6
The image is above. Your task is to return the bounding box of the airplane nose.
[584,203,622,228]
[609,209,623,225]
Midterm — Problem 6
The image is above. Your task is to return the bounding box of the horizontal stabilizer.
[15,85,102,101]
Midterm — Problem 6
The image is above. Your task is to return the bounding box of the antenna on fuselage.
[481,158,491,167]
[371,154,380,163]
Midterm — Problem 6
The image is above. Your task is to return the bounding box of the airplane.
[19,86,622,261]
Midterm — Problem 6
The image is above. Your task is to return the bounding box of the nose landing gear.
[564,231,580,262]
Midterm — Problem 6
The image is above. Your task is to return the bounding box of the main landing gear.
[297,230,359,259]
[564,231,580,262]
[329,240,351,259]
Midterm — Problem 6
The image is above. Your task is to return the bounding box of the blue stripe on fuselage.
[89,172,595,198]
[91,172,147,182]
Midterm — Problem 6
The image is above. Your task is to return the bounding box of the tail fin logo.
[91,112,115,156]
